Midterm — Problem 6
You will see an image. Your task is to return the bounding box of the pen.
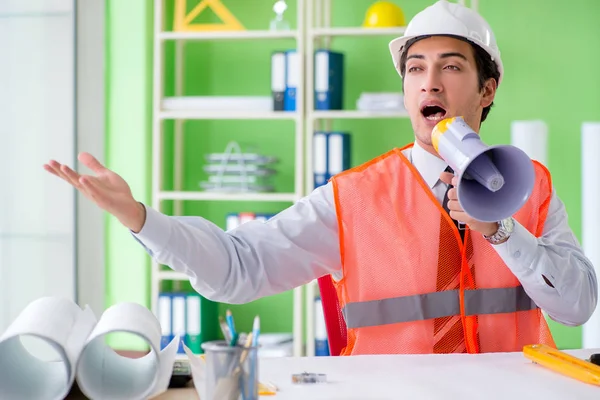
[249,315,260,399]
[229,332,239,347]
[251,315,260,347]
[219,316,231,342]
[226,309,237,339]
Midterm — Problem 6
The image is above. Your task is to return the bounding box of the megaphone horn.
[431,116,536,223]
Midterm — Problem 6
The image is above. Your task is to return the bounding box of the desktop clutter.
[0,296,295,400]
[182,310,281,400]
[2,298,600,400]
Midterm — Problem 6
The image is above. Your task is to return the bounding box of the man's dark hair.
[398,35,501,123]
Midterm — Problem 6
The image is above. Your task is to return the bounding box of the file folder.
[172,293,186,354]
[284,50,298,111]
[314,50,344,110]
[157,293,173,350]
[254,213,273,222]
[271,51,285,111]
[327,132,351,177]
[238,212,255,225]
[313,132,328,188]
[226,213,239,231]
[314,297,330,356]
[185,293,202,354]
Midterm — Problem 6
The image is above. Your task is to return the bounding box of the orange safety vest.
[330,143,556,355]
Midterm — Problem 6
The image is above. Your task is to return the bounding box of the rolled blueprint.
[510,120,548,166]
[0,297,179,400]
[581,122,600,349]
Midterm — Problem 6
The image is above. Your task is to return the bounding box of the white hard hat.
[389,0,503,86]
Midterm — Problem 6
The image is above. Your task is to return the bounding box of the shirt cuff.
[491,220,556,287]
[131,205,173,254]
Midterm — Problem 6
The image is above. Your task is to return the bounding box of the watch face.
[501,217,514,232]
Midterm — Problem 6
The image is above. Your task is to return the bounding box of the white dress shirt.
[133,141,598,327]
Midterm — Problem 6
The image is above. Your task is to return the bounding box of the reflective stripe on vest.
[342,285,537,329]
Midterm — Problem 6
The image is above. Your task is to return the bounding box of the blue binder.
[171,293,187,354]
[157,292,173,350]
[271,51,286,111]
[284,50,298,111]
[327,132,351,179]
[313,131,328,188]
[314,50,344,110]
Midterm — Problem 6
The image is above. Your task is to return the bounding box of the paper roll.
[510,120,548,166]
[582,122,600,349]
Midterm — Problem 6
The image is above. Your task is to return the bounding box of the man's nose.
[421,70,443,93]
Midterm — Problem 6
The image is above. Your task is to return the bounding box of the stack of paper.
[162,96,273,112]
[356,92,405,112]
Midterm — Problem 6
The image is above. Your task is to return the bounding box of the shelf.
[158,110,298,120]
[309,110,410,119]
[158,30,298,41]
[157,191,299,202]
[310,27,406,38]
[158,270,188,281]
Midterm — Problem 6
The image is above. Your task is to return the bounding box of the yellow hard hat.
[363,1,406,28]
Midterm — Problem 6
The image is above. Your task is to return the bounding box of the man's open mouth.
[421,105,447,121]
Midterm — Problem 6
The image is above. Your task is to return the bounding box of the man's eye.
[407,66,421,73]
[445,65,460,71]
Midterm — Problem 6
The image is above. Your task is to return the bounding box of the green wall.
[105,0,153,349]
[477,0,600,348]
[105,0,600,350]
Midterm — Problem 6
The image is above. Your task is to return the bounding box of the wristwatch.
[483,217,515,245]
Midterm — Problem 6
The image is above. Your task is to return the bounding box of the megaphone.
[431,116,535,223]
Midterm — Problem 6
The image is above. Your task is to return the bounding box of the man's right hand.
[44,152,146,233]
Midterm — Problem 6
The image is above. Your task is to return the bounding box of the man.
[45,1,596,355]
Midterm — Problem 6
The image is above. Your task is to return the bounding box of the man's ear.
[481,78,497,108]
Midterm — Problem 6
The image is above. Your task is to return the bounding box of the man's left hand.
[440,171,499,237]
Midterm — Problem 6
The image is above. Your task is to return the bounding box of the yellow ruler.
[523,344,600,386]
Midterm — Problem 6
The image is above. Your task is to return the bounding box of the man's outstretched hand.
[44,152,146,233]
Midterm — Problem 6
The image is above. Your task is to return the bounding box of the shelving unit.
[151,0,306,357]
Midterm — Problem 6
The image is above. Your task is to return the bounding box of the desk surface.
[153,348,600,400]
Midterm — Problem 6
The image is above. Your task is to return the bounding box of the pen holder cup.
[201,340,259,400]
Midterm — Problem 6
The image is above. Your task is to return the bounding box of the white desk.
[155,348,600,399]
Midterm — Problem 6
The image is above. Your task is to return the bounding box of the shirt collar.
[410,140,449,189]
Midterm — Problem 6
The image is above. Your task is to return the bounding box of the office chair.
[317,274,347,356]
